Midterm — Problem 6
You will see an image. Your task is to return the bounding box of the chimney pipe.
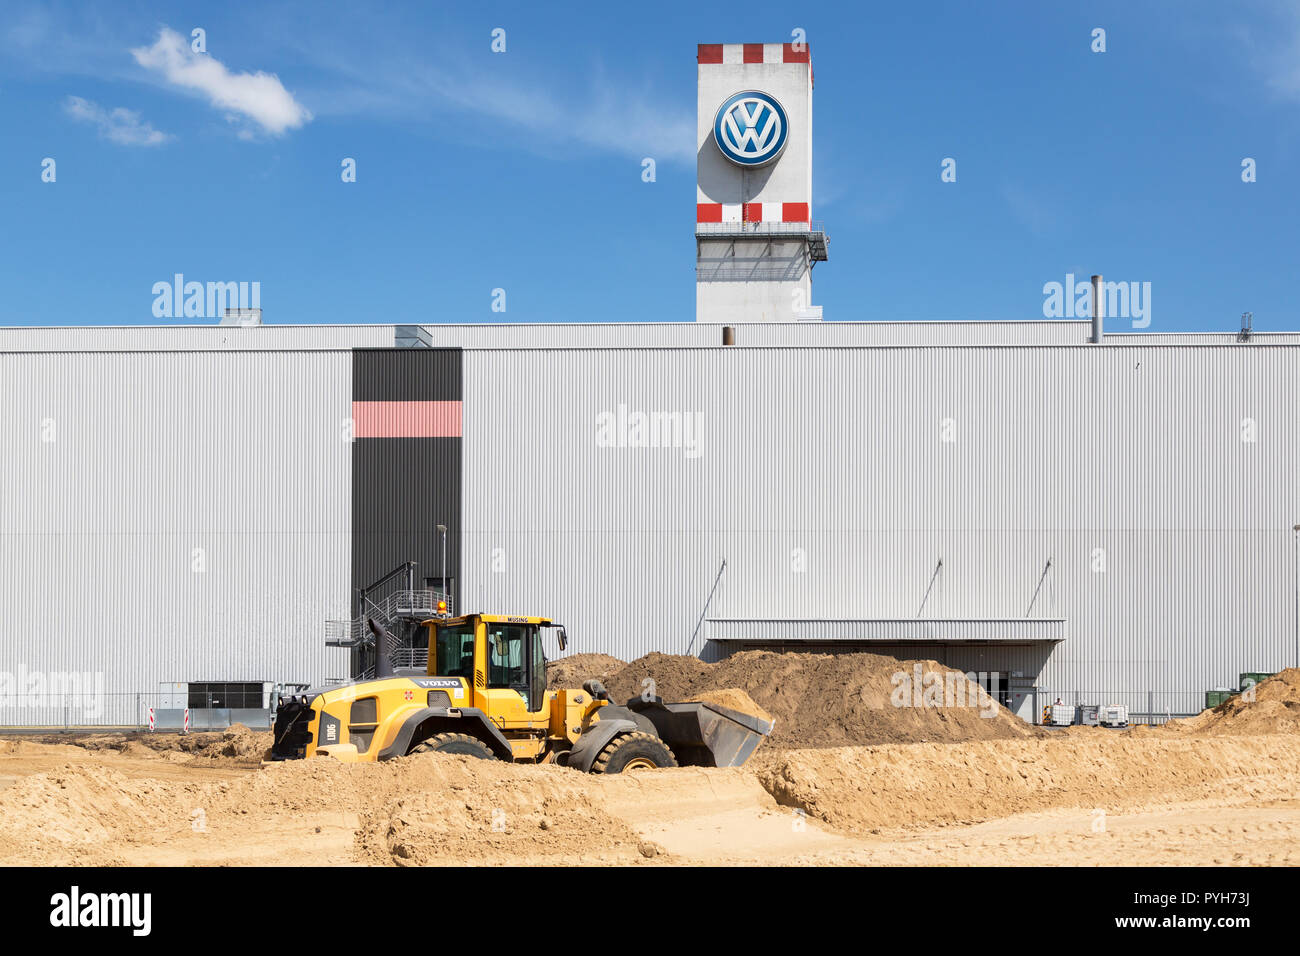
[1090,275,1104,344]
[722,326,736,346]
[368,618,395,679]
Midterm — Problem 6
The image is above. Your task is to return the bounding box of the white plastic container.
[1098,704,1129,727]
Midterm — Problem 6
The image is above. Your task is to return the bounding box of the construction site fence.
[1034,689,1207,726]
[0,692,275,733]
[0,686,1218,732]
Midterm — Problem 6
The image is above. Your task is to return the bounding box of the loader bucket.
[626,698,775,768]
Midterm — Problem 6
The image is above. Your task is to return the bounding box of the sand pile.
[5,727,1300,866]
[604,650,1040,749]
[356,756,649,865]
[0,749,659,866]
[1165,669,1300,736]
[756,734,1300,833]
[547,653,625,690]
[686,689,772,723]
[0,739,89,759]
[28,727,272,764]
[0,765,193,864]
[194,725,271,760]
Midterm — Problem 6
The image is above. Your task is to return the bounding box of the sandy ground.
[3,665,1297,866]
[1,730,1297,866]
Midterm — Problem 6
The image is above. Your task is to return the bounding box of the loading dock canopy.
[707,618,1066,645]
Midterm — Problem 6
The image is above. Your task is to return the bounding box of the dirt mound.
[686,689,772,723]
[0,765,189,864]
[5,729,1300,866]
[547,653,625,690]
[0,739,90,759]
[23,729,273,763]
[756,734,1300,833]
[605,650,1041,749]
[1165,669,1300,736]
[121,740,161,759]
[356,755,648,866]
[194,726,271,760]
[0,738,671,867]
[607,651,711,701]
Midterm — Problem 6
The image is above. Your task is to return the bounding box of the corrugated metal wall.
[12,323,1299,354]
[0,350,354,724]
[424,321,1095,349]
[461,344,1299,695]
[8,324,1296,354]
[350,349,462,614]
[0,326,395,352]
[2,333,1295,723]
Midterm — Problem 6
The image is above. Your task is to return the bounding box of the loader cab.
[424,614,564,719]
[485,621,547,713]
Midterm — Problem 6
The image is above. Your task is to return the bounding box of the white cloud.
[297,45,693,163]
[64,95,170,146]
[430,68,695,164]
[1241,0,1300,101]
[131,27,311,135]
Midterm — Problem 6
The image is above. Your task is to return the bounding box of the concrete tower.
[695,43,828,323]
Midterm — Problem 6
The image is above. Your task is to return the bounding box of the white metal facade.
[0,349,354,724]
[460,342,1300,704]
[0,324,1296,724]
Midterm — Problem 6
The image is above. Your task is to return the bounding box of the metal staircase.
[324,561,452,682]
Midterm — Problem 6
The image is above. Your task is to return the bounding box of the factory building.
[0,44,1295,727]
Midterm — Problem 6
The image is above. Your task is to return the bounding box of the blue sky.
[0,0,1297,331]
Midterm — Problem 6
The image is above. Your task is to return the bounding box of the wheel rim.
[623,756,657,771]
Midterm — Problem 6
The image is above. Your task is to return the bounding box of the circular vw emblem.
[713,90,789,167]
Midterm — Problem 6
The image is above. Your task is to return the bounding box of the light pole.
[436,523,448,613]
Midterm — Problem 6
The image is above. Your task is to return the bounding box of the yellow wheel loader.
[269,613,773,773]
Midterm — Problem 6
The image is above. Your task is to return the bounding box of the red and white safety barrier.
[183,708,190,734]
[147,707,155,732]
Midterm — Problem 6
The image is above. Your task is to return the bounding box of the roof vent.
[395,325,433,349]
[221,308,262,327]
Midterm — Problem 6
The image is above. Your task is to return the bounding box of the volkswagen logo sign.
[712,90,789,167]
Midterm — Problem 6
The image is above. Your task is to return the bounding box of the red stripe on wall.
[782,43,810,63]
[697,44,723,64]
[782,202,810,223]
[743,202,763,223]
[352,401,462,438]
[743,43,764,63]
[697,203,723,223]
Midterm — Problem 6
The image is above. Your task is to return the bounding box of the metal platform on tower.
[694,220,828,263]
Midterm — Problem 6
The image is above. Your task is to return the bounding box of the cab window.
[487,624,530,689]
[431,624,475,678]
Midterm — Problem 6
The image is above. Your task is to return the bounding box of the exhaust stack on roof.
[1090,275,1103,344]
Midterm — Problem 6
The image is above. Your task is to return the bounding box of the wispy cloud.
[63,95,170,146]
[448,72,695,164]
[131,26,311,136]
[1241,0,1300,101]
[297,46,693,163]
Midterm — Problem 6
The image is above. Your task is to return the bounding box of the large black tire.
[591,731,677,774]
[409,732,495,760]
